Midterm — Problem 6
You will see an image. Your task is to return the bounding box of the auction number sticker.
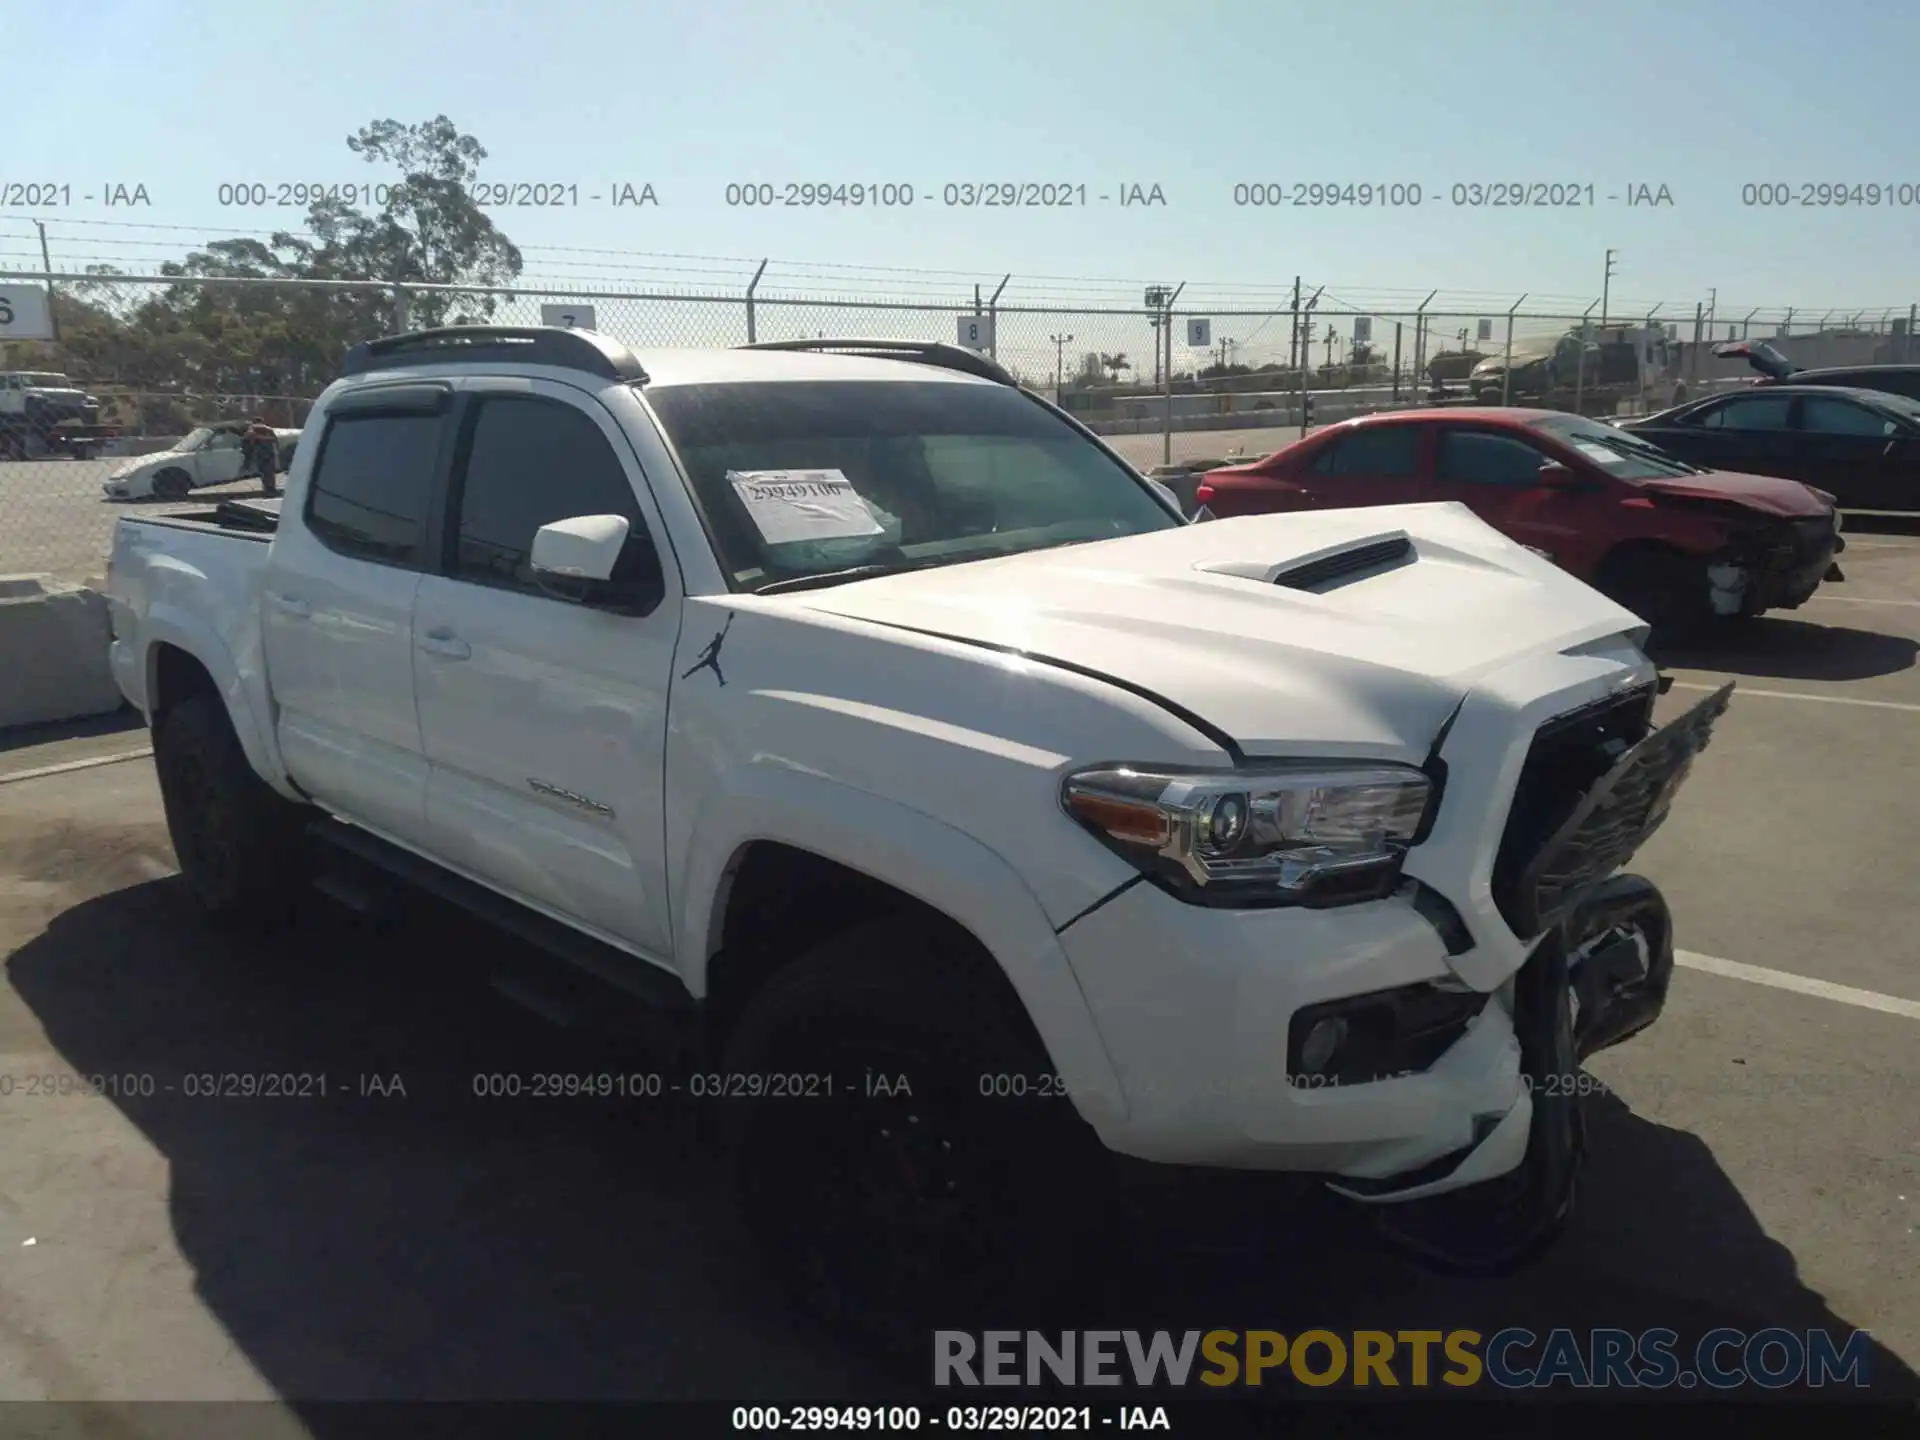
[728,469,885,546]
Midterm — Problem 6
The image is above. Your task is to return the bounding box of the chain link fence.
[2,269,1916,582]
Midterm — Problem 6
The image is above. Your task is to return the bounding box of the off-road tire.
[1372,938,1586,1276]
[152,694,307,928]
[721,916,1112,1359]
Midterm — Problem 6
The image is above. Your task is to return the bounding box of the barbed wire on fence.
[2,246,1915,586]
[7,214,1918,322]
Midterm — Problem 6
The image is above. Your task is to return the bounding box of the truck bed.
[107,500,280,718]
[127,496,284,536]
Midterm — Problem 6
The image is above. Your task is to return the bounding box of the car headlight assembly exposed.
[1061,762,1435,908]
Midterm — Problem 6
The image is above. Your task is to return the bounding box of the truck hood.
[792,503,1646,759]
[1634,469,1829,517]
[25,387,89,404]
[1471,354,1548,378]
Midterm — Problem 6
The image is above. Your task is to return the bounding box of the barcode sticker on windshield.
[1573,442,1621,464]
[728,469,885,545]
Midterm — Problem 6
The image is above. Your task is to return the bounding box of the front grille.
[1492,685,1657,938]
[1493,683,1731,939]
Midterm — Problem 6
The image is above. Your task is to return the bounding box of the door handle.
[418,628,471,661]
[266,592,310,618]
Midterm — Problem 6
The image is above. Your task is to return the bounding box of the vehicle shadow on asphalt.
[1653,617,1918,683]
[7,875,1917,1409]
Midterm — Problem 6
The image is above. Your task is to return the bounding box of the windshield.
[178,427,213,450]
[644,380,1182,591]
[1869,392,1920,425]
[1527,414,1706,478]
[23,374,72,388]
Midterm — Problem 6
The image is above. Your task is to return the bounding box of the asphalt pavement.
[0,531,1916,1415]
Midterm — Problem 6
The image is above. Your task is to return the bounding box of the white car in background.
[101,423,301,501]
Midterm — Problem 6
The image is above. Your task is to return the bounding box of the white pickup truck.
[103,326,1729,1337]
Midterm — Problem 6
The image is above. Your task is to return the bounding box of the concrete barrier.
[0,575,123,731]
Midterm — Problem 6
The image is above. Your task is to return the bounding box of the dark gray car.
[1621,383,1920,512]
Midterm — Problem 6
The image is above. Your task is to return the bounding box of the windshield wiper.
[752,562,920,595]
[1588,433,1703,475]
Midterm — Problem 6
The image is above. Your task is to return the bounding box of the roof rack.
[735,338,1017,387]
[341,326,649,383]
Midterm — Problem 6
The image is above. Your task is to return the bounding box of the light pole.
[1601,248,1617,331]
[1144,287,1168,386]
[1050,333,1074,402]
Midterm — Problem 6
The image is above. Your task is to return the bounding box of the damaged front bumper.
[1354,681,1732,1272]
[1710,515,1846,616]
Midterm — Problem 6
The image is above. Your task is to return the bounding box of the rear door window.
[1699,395,1794,430]
[1309,425,1421,479]
[306,413,443,567]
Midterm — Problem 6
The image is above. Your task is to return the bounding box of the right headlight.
[1061,761,1436,909]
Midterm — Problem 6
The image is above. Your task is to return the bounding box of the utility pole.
[1050,333,1073,402]
[1160,282,1185,465]
[35,220,60,343]
[1289,275,1302,371]
[1297,285,1324,436]
[1601,249,1617,332]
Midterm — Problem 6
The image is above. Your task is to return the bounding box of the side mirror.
[1143,476,1184,516]
[1537,461,1582,489]
[529,513,665,615]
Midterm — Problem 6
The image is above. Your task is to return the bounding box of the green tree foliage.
[1,117,521,430]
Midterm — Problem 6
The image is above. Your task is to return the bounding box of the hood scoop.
[1196,533,1415,593]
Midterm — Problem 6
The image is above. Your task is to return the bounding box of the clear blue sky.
[6,0,1918,316]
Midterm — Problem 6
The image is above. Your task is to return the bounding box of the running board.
[306,817,699,1020]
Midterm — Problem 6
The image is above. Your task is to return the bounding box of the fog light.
[1299,1017,1348,1075]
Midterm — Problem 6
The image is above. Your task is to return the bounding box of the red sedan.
[1193,408,1844,634]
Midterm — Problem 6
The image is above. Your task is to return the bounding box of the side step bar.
[306,817,701,1032]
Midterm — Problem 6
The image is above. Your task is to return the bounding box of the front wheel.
[153,468,191,501]
[1372,938,1585,1275]
[721,917,1110,1356]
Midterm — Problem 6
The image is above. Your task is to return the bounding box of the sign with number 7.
[539,304,598,331]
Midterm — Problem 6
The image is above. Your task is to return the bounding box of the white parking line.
[1669,680,1920,714]
[0,747,152,786]
[1676,950,1920,1021]
[1805,594,1920,608]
